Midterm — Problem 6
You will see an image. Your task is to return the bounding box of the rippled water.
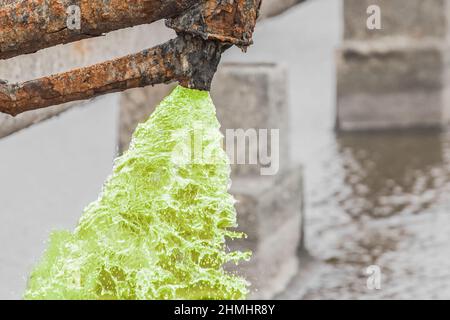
[284,131,450,299]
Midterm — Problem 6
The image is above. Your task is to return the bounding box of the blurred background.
[2,0,450,299]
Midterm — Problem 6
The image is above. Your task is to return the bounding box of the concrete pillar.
[337,0,450,131]
[118,63,303,299]
[212,63,290,178]
[212,63,301,299]
[228,168,303,299]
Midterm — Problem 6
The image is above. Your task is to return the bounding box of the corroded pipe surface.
[167,0,262,50]
[0,0,199,60]
[0,34,226,116]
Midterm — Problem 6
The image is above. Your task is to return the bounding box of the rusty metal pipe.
[0,34,226,116]
[0,0,200,60]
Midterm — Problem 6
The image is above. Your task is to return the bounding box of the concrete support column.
[212,64,301,299]
[337,0,450,131]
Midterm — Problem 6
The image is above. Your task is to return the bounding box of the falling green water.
[24,86,251,300]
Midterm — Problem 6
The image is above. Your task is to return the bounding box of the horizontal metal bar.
[0,0,199,60]
[0,34,225,116]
